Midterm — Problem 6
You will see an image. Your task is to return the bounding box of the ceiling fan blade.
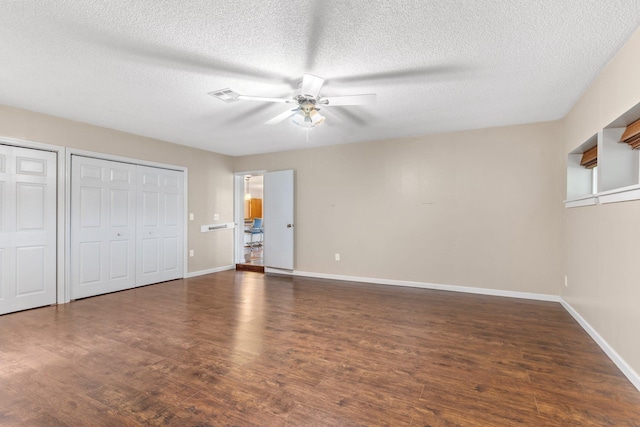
[328,65,467,85]
[265,108,299,125]
[301,73,325,98]
[319,94,377,106]
[304,1,328,70]
[237,95,291,103]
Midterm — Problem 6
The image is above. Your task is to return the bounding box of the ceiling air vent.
[208,88,240,103]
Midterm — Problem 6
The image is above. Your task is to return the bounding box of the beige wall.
[235,121,565,294]
[0,104,235,273]
[562,28,640,376]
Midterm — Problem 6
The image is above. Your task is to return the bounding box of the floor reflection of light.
[232,281,265,360]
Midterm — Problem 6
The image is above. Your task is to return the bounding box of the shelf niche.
[566,100,640,207]
[601,110,640,192]
[567,134,597,202]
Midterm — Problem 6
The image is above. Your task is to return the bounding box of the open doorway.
[236,173,264,272]
[234,169,295,273]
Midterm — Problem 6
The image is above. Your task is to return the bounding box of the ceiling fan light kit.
[209,73,376,129]
[291,107,325,128]
[310,109,325,126]
[291,112,312,128]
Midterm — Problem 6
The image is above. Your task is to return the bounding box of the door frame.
[64,148,188,303]
[233,171,266,265]
[0,136,66,305]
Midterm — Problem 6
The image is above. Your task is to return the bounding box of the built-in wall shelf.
[566,133,597,204]
[565,100,640,208]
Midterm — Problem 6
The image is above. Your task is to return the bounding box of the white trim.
[185,264,235,278]
[285,270,561,302]
[64,150,72,303]
[57,148,66,304]
[0,136,67,305]
[67,148,185,172]
[560,298,640,392]
[182,169,189,279]
[565,197,597,208]
[565,184,640,207]
[0,136,63,153]
[598,186,640,204]
[265,267,294,275]
[233,174,245,264]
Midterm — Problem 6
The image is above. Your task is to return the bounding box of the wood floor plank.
[1,270,640,425]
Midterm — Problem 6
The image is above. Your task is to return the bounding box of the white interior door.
[0,145,57,315]
[136,165,184,286]
[71,156,136,299]
[263,170,294,270]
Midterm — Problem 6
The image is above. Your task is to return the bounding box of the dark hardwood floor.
[1,271,639,426]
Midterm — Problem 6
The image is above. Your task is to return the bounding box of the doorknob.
[287,224,293,228]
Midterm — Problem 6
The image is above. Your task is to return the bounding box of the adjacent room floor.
[1,271,639,426]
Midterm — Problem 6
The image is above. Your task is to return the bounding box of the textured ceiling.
[1,1,640,156]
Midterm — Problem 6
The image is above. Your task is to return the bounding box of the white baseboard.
[560,299,640,392]
[288,270,561,302]
[264,267,294,275]
[185,265,234,278]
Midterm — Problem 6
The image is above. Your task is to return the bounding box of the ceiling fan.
[209,73,376,128]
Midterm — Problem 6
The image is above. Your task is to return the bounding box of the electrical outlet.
[335,253,340,261]
[189,249,194,257]
[564,275,568,287]
[214,213,220,221]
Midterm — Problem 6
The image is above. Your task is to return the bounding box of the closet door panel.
[109,240,132,279]
[136,166,183,286]
[71,156,136,299]
[79,241,101,284]
[16,246,46,295]
[163,237,179,271]
[140,238,160,275]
